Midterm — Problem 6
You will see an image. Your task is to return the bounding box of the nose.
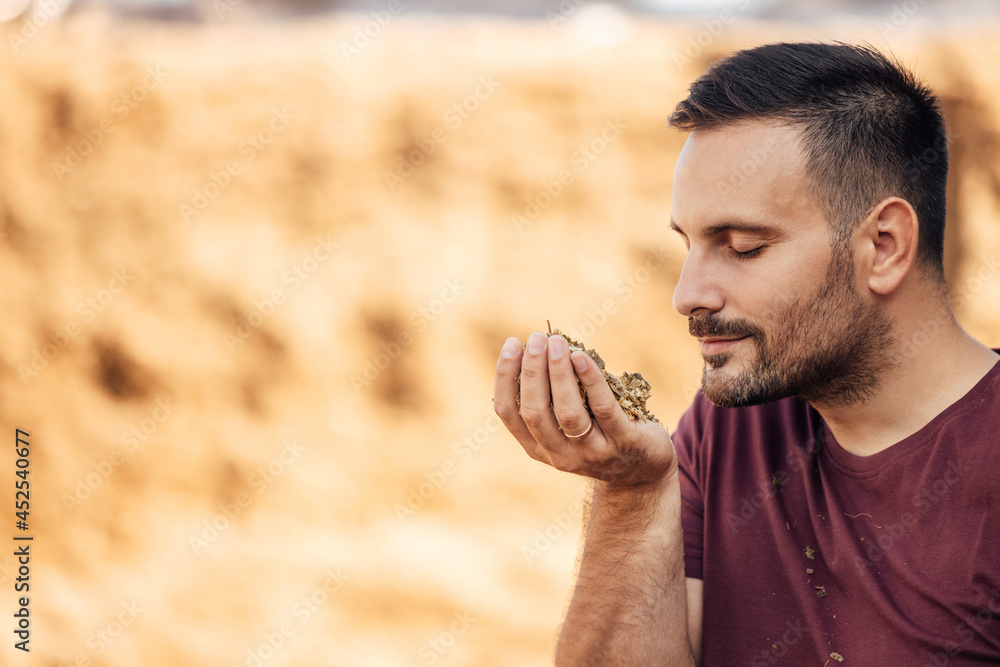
[672,252,724,317]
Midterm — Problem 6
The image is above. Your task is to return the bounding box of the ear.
[859,197,919,295]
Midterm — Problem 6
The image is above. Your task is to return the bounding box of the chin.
[702,380,767,409]
[701,386,744,408]
[701,368,741,406]
[700,359,791,409]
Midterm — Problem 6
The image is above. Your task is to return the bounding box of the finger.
[570,349,632,443]
[493,336,539,452]
[518,331,564,444]
[547,335,594,439]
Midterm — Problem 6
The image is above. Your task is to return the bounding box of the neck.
[811,314,998,457]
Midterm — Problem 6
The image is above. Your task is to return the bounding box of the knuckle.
[520,364,546,381]
[495,365,516,382]
[590,401,619,422]
[552,406,582,429]
[547,362,573,382]
[576,363,602,385]
[519,405,547,429]
[494,401,516,423]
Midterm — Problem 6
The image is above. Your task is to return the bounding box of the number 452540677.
[15,429,29,530]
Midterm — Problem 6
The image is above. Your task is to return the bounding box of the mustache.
[688,314,760,340]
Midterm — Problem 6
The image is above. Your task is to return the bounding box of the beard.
[692,243,896,409]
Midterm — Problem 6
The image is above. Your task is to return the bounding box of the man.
[493,43,1000,665]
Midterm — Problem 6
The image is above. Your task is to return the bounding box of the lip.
[698,335,750,355]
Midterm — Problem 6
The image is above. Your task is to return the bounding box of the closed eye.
[730,245,765,260]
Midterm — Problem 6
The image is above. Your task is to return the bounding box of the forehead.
[671,121,824,231]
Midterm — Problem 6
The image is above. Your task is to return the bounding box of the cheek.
[744,283,801,328]
[750,253,829,325]
[722,242,829,323]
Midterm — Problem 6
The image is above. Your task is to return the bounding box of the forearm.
[556,474,694,667]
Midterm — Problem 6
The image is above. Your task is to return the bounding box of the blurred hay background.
[1,4,999,666]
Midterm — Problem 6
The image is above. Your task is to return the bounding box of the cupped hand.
[493,332,677,489]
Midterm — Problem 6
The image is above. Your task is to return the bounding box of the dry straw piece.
[517,322,660,424]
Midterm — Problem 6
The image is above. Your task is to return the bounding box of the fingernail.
[526,332,546,355]
[571,352,588,372]
[501,337,520,359]
[548,335,566,360]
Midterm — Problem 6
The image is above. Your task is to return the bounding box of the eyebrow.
[670,218,781,238]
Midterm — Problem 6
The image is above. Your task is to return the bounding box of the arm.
[687,577,704,665]
[557,476,702,666]
[494,332,700,666]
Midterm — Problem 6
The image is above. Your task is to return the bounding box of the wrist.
[592,465,681,521]
[599,458,679,496]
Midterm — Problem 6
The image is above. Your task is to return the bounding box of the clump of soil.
[547,322,659,424]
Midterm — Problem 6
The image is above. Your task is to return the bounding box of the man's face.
[670,122,893,408]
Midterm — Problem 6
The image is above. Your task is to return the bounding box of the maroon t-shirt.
[674,351,1000,666]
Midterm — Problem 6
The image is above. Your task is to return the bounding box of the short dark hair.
[668,42,948,277]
